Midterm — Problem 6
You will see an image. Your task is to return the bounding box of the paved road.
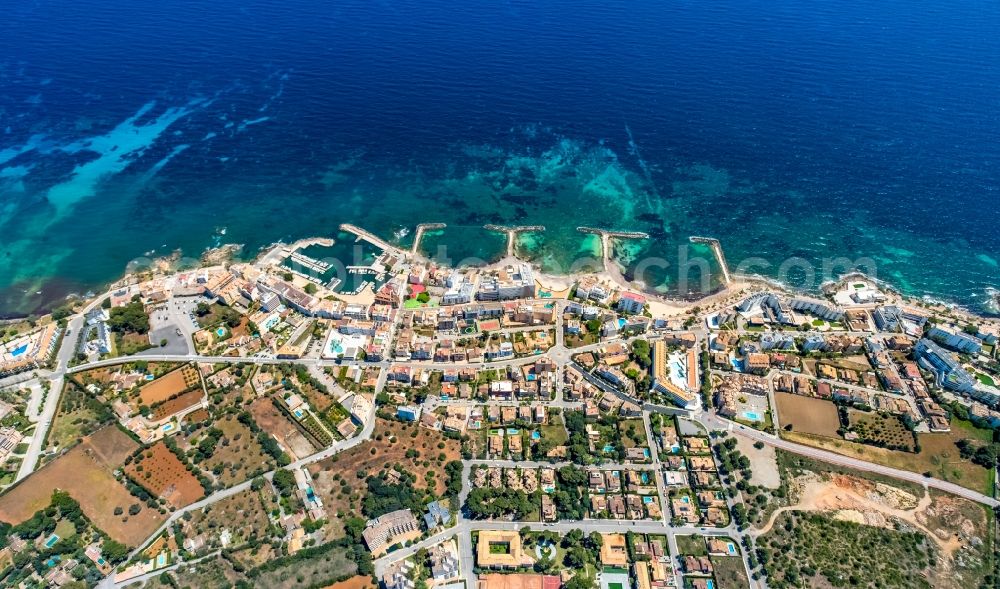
[15,313,84,482]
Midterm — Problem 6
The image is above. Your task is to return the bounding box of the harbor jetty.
[484,224,545,257]
[690,236,732,285]
[411,223,446,256]
[340,223,393,252]
[577,227,649,266]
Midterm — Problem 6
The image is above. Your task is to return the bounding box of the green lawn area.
[676,534,707,556]
[540,414,569,446]
[619,419,647,449]
[711,555,751,589]
[811,318,825,327]
[783,417,995,494]
[489,542,511,554]
[976,372,996,387]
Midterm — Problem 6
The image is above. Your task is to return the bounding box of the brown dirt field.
[125,442,205,508]
[138,365,200,406]
[0,426,164,546]
[152,389,204,421]
[774,392,841,437]
[202,415,275,486]
[307,418,461,538]
[323,576,375,589]
[249,398,317,460]
[87,426,139,465]
[185,408,211,424]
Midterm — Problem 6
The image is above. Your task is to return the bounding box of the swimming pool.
[507,428,520,435]
[531,431,541,440]
[293,408,305,419]
[680,496,691,504]
[262,314,281,331]
[603,443,615,453]
[162,423,174,433]
[145,374,155,381]
[216,327,226,337]
[642,496,654,504]
[44,533,59,548]
[10,343,29,358]
[741,411,763,422]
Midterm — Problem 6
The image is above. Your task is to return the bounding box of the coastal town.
[0,223,998,589]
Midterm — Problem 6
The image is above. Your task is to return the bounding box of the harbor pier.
[411,223,446,256]
[483,224,545,257]
[689,236,733,285]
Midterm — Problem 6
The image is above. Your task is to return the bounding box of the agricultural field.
[199,414,276,486]
[307,418,461,537]
[151,389,204,421]
[125,441,205,508]
[712,555,751,589]
[46,379,115,451]
[847,409,915,451]
[774,393,840,437]
[0,426,164,546]
[249,397,318,460]
[137,364,200,407]
[782,417,994,494]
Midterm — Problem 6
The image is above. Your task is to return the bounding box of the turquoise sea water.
[1,0,999,316]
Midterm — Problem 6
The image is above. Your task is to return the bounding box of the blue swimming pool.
[216,327,226,337]
[44,533,59,548]
[531,431,541,440]
[642,496,654,504]
[741,411,763,422]
[10,343,29,358]
[507,428,520,435]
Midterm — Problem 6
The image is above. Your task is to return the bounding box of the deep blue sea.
[2,0,999,316]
